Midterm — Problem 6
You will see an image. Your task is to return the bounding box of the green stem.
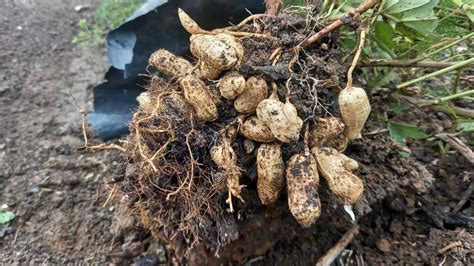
[397,58,474,89]
[438,89,474,103]
[383,13,400,22]
[417,32,474,61]
[453,69,462,94]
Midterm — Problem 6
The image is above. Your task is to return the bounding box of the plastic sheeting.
[88,0,265,140]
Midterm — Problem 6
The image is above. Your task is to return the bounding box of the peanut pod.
[339,87,371,140]
[218,71,246,100]
[325,133,349,152]
[149,49,192,78]
[234,76,268,114]
[240,116,276,143]
[286,151,321,227]
[257,143,285,205]
[310,117,345,147]
[256,93,303,143]
[210,130,244,212]
[136,92,151,110]
[177,8,205,34]
[179,75,218,122]
[312,147,363,205]
[190,33,244,76]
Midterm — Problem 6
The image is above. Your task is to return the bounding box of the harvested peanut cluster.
[117,7,375,258]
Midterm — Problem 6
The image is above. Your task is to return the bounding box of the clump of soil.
[111,8,434,263]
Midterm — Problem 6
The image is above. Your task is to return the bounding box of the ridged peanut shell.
[240,116,276,143]
[234,76,268,114]
[190,33,242,71]
[179,75,218,122]
[177,8,204,34]
[325,133,349,152]
[338,87,371,140]
[214,33,245,64]
[148,49,192,78]
[256,93,303,143]
[210,139,237,169]
[219,71,246,100]
[310,117,345,147]
[312,147,363,205]
[210,136,244,207]
[196,61,221,80]
[286,152,321,227]
[137,92,190,114]
[257,144,285,205]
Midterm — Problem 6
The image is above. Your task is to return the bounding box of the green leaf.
[388,101,412,115]
[384,0,400,10]
[0,211,15,224]
[374,21,397,50]
[388,122,429,145]
[386,0,429,14]
[401,0,439,36]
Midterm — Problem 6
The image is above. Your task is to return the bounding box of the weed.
[73,0,144,47]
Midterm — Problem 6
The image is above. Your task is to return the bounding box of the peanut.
[312,147,364,205]
[310,117,345,147]
[234,76,269,114]
[179,75,218,122]
[240,116,276,143]
[149,49,192,78]
[257,143,285,205]
[339,87,371,140]
[219,71,246,100]
[190,33,244,76]
[256,93,303,143]
[286,150,321,227]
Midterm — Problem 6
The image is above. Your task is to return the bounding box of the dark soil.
[0,1,472,265]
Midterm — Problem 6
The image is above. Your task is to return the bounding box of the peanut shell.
[339,87,371,140]
[179,75,218,122]
[325,133,349,152]
[310,117,345,147]
[286,151,321,227]
[148,49,192,78]
[177,8,204,34]
[312,147,363,205]
[240,116,276,143]
[136,92,151,110]
[256,93,303,143]
[257,143,285,205]
[234,76,268,114]
[219,71,246,100]
[190,33,243,72]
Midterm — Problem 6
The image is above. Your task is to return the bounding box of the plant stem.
[302,0,381,47]
[346,29,367,89]
[360,60,457,68]
[438,89,474,103]
[397,58,474,89]
[417,32,474,61]
[453,69,462,94]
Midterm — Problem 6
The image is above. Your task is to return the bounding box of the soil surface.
[0,1,472,265]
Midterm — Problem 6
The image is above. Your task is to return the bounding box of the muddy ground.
[0,0,472,264]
